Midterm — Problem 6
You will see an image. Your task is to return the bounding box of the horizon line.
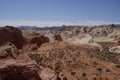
[0,20,120,27]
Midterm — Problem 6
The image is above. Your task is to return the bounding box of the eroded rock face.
[89,25,114,37]
[0,26,24,49]
[0,59,59,80]
[0,59,42,80]
[53,32,63,41]
[23,44,38,51]
[24,34,49,47]
[109,46,120,54]
[0,42,20,59]
[67,34,103,51]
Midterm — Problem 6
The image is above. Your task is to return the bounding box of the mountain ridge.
[17,24,120,31]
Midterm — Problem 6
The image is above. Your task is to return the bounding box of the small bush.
[71,72,76,76]
[82,72,86,77]
[96,68,102,71]
[106,69,111,72]
[116,64,120,68]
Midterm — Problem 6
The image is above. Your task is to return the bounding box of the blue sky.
[0,0,120,26]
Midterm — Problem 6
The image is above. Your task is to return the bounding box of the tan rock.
[39,68,57,80]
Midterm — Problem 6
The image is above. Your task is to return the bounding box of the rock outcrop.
[109,46,120,54]
[24,34,49,47]
[0,59,41,80]
[87,24,114,37]
[67,34,103,51]
[0,26,24,49]
[0,42,20,59]
[53,32,63,41]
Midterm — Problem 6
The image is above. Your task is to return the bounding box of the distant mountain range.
[17,24,120,31]
[17,26,40,30]
[17,24,120,40]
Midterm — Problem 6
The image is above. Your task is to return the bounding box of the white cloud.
[0,21,77,27]
[0,20,119,27]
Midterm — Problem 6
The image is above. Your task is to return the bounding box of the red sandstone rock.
[0,42,20,59]
[23,44,38,51]
[0,26,24,49]
[0,59,42,80]
[24,34,49,47]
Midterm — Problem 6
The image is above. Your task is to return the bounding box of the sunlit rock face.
[0,59,42,80]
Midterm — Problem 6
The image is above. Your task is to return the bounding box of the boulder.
[39,68,57,80]
[0,59,41,80]
[0,42,20,59]
[0,26,24,49]
[109,46,120,54]
[24,34,49,47]
[53,32,63,41]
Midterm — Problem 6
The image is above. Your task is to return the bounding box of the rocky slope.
[29,41,120,80]
[0,26,57,80]
[0,26,120,80]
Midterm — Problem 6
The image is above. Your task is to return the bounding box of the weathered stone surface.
[0,59,42,80]
[0,42,20,59]
[109,46,120,54]
[39,68,57,80]
[53,32,63,41]
[0,26,24,49]
[24,34,49,47]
